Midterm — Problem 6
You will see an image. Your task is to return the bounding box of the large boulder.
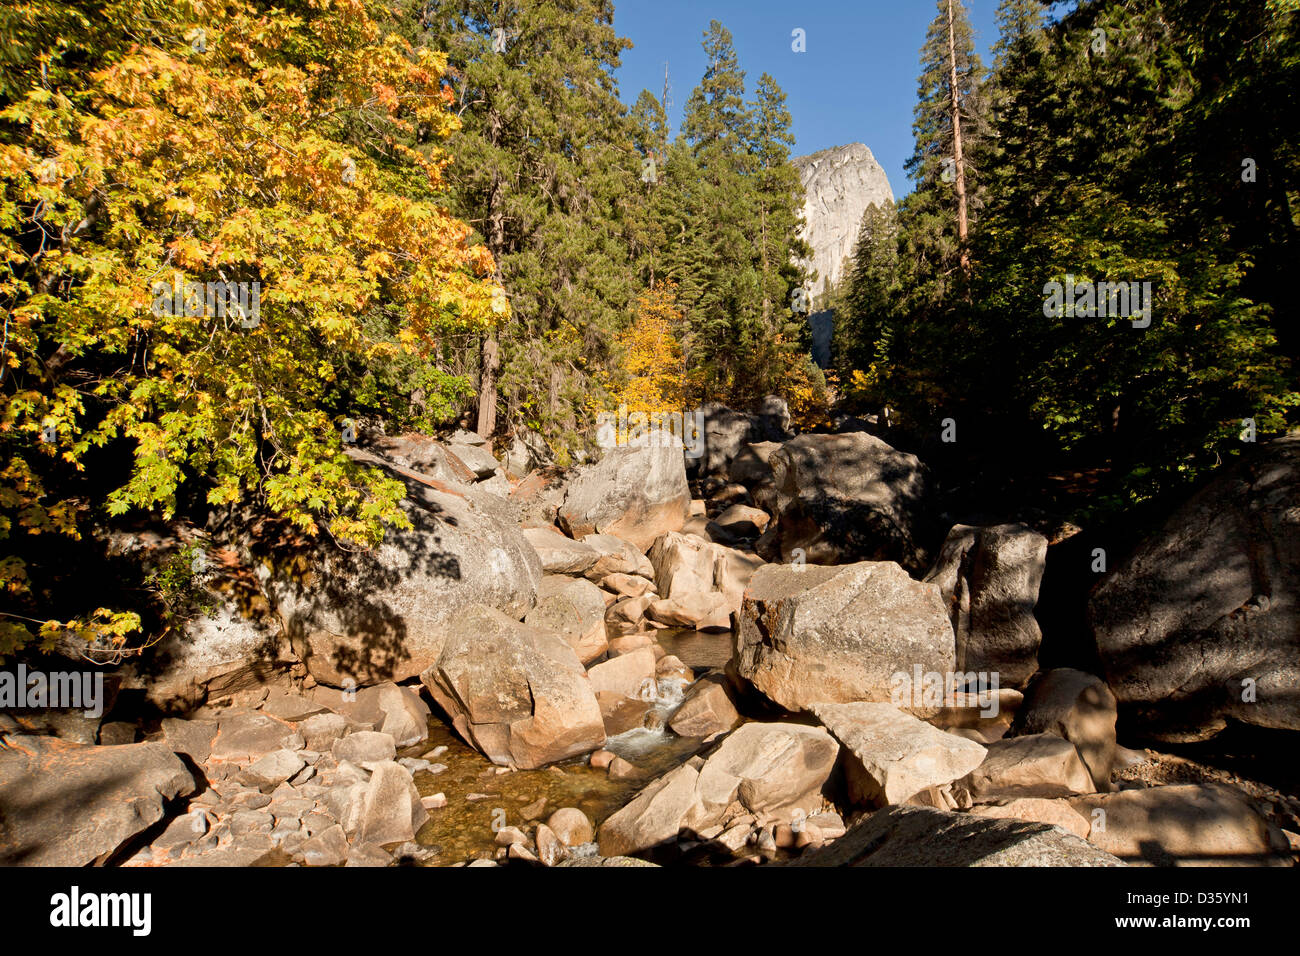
[362,433,478,485]
[98,531,292,710]
[728,441,781,488]
[734,562,955,713]
[812,701,986,805]
[522,527,600,575]
[1089,433,1300,740]
[0,737,196,866]
[357,761,428,846]
[581,533,655,580]
[123,592,291,710]
[957,733,1096,801]
[782,805,1124,867]
[263,466,542,687]
[597,723,838,856]
[558,443,690,550]
[419,605,604,769]
[525,576,609,666]
[648,531,764,616]
[668,675,741,738]
[1011,669,1117,792]
[924,523,1047,688]
[697,403,793,480]
[766,432,932,572]
[1070,784,1290,866]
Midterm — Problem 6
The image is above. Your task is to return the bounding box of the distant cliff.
[793,143,894,300]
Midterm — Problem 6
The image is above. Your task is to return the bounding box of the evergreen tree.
[836,199,901,374]
[422,0,638,444]
[904,0,988,297]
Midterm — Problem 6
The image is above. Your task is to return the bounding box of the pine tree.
[423,0,638,443]
[905,0,988,291]
[836,199,901,374]
[675,21,761,399]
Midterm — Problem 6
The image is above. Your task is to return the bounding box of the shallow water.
[653,627,734,671]
[411,630,734,864]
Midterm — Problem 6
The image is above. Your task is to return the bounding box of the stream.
[409,627,735,864]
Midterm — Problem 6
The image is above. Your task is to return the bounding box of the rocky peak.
[793,143,894,299]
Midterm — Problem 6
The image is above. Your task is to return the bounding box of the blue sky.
[612,0,1002,198]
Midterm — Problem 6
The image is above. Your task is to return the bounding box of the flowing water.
[410,628,735,864]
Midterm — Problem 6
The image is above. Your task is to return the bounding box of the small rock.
[534,823,567,866]
[546,808,594,847]
[345,841,393,867]
[300,824,349,866]
[332,731,397,765]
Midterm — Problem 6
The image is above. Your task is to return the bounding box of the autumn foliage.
[0,0,503,653]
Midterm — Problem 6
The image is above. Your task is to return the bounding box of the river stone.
[558,442,690,550]
[240,749,307,792]
[924,523,1047,688]
[332,730,397,765]
[766,432,933,572]
[210,711,298,762]
[785,805,1124,866]
[696,723,840,823]
[546,808,594,847]
[645,592,731,630]
[1069,784,1291,867]
[1089,433,1300,740]
[260,692,328,722]
[812,702,986,806]
[559,855,659,867]
[300,712,348,752]
[607,594,654,631]
[262,466,542,687]
[601,573,657,598]
[300,824,350,867]
[598,723,839,856]
[357,761,427,846]
[0,737,196,866]
[581,533,655,580]
[598,763,702,857]
[587,648,657,699]
[735,562,955,712]
[420,605,605,769]
[523,527,599,575]
[525,576,609,666]
[667,674,741,738]
[648,531,763,615]
[707,504,770,544]
[375,682,430,749]
[958,733,1096,801]
[1011,669,1117,792]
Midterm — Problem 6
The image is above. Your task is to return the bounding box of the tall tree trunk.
[476,334,499,438]
[946,0,971,280]
[476,107,505,439]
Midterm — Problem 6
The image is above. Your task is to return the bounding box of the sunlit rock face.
[793,142,894,301]
[793,143,894,368]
